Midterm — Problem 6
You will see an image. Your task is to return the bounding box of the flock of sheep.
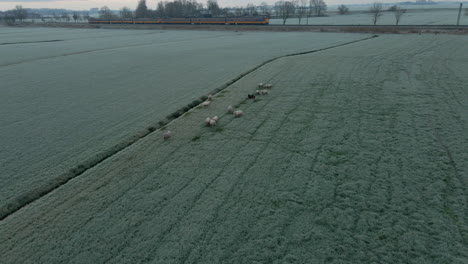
[163,82,274,140]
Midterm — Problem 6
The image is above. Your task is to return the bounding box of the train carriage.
[88,17,269,25]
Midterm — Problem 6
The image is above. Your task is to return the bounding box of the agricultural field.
[0,28,368,219]
[270,7,468,25]
[1,33,467,263]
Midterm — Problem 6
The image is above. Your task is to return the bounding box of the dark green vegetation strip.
[0,35,378,221]
[0,39,64,45]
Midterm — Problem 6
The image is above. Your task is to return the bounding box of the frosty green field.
[1,34,466,263]
[0,28,368,218]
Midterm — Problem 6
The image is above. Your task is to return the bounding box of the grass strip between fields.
[0,39,64,45]
[0,34,379,221]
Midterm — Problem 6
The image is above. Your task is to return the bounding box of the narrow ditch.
[0,39,64,45]
[0,35,378,221]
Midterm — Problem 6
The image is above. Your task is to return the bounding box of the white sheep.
[261,89,269,95]
[258,83,264,88]
[212,116,219,122]
[209,119,217,127]
[163,130,172,140]
[227,105,234,113]
[255,90,261,95]
[207,94,213,101]
[233,110,244,117]
[205,117,211,126]
[264,84,273,89]
[201,101,210,107]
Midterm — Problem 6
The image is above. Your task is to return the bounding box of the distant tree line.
[0,5,92,25]
[368,2,407,26]
[274,0,327,25]
[0,0,421,26]
[1,6,27,25]
[95,0,329,24]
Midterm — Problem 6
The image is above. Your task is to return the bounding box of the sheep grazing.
[261,89,269,95]
[207,94,213,101]
[201,101,210,107]
[233,110,244,117]
[227,105,234,113]
[255,90,261,95]
[247,94,256,100]
[264,84,273,89]
[209,119,217,127]
[163,130,172,140]
[205,117,211,126]
[258,83,264,88]
[212,116,219,122]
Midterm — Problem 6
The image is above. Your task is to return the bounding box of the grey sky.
[0,0,462,12]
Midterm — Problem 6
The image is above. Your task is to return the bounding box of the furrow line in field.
[0,39,64,45]
[180,142,278,264]
[188,69,306,263]
[0,32,240,67]
[1,139,187,259]
[62,144,194,263]
[273,74,355,257]
[156,83,291,262]
[99,146,232,263]
[147,127,271,261]
[0,34,378,222]
[427,111,468,242]
[427,56,466,190]
[183,77,309,263]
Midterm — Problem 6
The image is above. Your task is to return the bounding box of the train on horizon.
[88,17,269,25]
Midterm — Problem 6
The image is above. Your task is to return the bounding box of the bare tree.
[275,1,295,25]
[99,6,115,20]
[61,13,70,22]
[156,2,165,17]
[120,7,134,19]
[72,12,78,22]
[390,5,406,25]
[260,2,269,16]
[297,0,307,24]
[246,3,257,16]
[221,7,229,17]
[337,4,349,15]
[83,12,90,21]
[368,2,383,25]
[3,13,16,25]
[234,7,243,16]
[135,0,148,18]
[310,0,326,17]
[162,0,203,17]
[13,5,27,22]
[53,13,60,22]
[208,0,221,16]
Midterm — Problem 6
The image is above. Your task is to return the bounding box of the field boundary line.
[0,35,378,222]
[0,39,64,45]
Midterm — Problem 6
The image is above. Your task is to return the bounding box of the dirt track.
[1,34,467,263]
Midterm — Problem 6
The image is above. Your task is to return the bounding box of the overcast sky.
[0,0,461,11]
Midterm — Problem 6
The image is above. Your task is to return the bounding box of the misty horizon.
[0,0,464,12]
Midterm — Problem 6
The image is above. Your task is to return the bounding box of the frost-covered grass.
[271,8,468,25]
[1,34,466,263]
[0,28,369,218]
